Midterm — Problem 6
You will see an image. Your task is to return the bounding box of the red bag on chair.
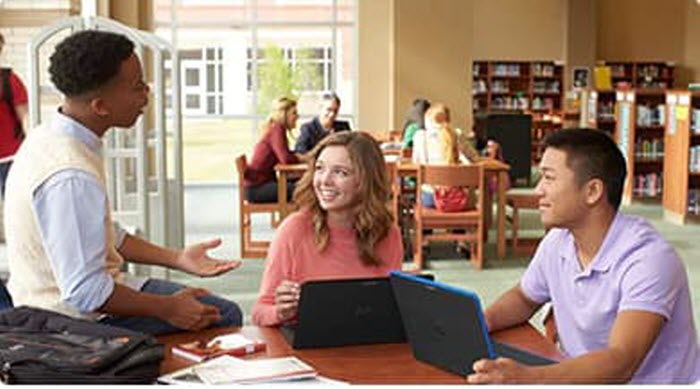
[433,186,469,212]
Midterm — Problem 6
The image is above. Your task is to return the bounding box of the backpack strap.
[1,68,24,141]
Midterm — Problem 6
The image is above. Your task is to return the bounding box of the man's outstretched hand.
[175,238,242,277]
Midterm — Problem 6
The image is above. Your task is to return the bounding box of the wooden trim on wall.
[0,9,73,28]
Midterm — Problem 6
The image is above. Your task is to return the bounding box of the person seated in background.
[412,103,460,209]
[468,129,699,384]
[4,30,242,335]
[401,98,430,148]
[252,132,403,326]
[294,92,350,155]
[244,97,301,203]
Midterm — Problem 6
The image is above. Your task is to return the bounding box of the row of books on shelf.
[532,97,557,110]
[692,109,700,133]
[688,189,700,215]
[633,173,663,198]
[634,138,664,159]
[637,105,665,127]
[491,96,529,110]
[690,146,700,173]
[492,64,523,77]
[532,63,556,77]
[532,80,560,94]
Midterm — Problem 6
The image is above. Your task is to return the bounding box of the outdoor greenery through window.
[154,0,357,183]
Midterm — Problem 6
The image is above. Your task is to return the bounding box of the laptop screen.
[389,271,496,375]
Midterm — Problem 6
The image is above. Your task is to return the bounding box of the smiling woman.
[251,132,403,327]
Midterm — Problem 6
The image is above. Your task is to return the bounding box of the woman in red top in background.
[244,97,300,203]
[251,132,403,326]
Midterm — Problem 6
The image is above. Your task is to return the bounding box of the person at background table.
[252,132,403,326]
[244,96,301,203]
[0,32,29,199]
[412,103,460,208]
[401,98,430,148]
[293,92,350,155]
[468,129,699,384]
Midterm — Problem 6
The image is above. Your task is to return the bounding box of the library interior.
[0,0,699,384]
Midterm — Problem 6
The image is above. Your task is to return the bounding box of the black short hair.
[543,128,627,210]
[49,30,134,97]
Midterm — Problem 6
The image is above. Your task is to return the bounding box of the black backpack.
[0,306,164,384]
[1,67,24,141]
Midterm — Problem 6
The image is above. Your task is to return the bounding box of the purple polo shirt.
[521,213,699,384]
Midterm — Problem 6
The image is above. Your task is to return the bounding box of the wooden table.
[274,163,307,220]
[275,159,510,259]
[158,323,561,384]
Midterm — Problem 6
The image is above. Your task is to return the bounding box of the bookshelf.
[472,60,564,114]
[662,91,700,225]
[598,61,674,90]
[580,89,616,136]
[616,90,666,206]
[531,113,562,164]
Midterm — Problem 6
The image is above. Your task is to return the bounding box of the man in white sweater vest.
[3,30,243,334]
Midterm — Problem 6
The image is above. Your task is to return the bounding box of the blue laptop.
[389,272,556,376]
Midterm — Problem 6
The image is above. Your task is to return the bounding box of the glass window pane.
[206,64,216,92]
[207,96,216,114]
[256,27,332,117]
[257,0,333,23]
[185,68,200,86]
[186,94,200,109]
[182,118,257,182]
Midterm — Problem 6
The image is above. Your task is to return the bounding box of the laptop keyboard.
[492,340,556,366]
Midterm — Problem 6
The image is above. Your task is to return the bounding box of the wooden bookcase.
[472,60,564,114]
[662,91,700,224]
[599,61,674,90]
[580,89,616,136]
[616,90,666,205]
[581,62,674,138]
[531,113,562,164]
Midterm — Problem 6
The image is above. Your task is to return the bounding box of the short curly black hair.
[49,30,134,97]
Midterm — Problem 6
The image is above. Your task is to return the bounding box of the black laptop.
[332,120,352,132]
[389,272,556,376]
[280,275,433,349]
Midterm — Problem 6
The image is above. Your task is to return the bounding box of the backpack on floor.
[0,306,164,384]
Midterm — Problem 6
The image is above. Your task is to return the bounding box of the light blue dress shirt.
[33,112,144,313]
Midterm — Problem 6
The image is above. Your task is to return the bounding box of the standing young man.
[294,92,349,154]
[4,30,243,335]
[468,129,699,384]
[0,32,28,198]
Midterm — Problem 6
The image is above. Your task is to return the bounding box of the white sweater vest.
[4,125,124,319]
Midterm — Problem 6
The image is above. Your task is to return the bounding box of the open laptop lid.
[284,277,406,349]
[389,271,495,375]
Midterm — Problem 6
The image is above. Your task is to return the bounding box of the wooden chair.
[235,155,281,258]
[506,191,543,255]
[413,164,485,270]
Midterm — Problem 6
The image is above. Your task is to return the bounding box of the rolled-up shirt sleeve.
[33,169,115,313]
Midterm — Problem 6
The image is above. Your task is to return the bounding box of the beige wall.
[682,0,700,86]
[357,0,394,134]
[473,0,565,60]
[394,0,473,131]
[564,0,596,90]
[596,0,685,62]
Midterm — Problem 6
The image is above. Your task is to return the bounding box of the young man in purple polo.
[468,129,699,384]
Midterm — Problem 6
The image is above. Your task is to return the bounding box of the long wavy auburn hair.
[292,131,393,267]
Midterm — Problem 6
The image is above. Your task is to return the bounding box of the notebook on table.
[389,271,556,376]
[280,274,433,349]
